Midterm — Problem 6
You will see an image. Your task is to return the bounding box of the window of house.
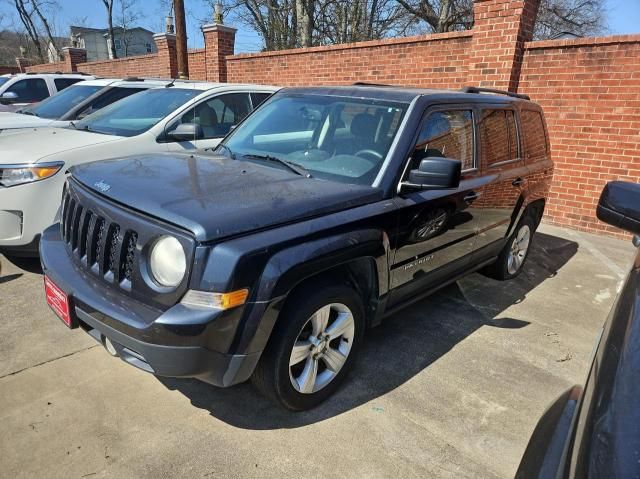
[145,43,153,53]
[114,39,122,50]
[412,110,474,171]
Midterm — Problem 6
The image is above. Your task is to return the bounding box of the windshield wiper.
[19,110,37,116]
[242,154,312,178]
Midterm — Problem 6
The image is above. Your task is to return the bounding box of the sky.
[0,0,639,54]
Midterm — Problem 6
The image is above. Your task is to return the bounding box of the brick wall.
[78,54,161,78]
[227,31,472,87]
[520,35,640,237]
[188,49,207,80]
[25,60,66,73]
[0,65,19,75]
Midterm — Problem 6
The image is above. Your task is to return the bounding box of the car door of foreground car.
[165,92,255,153]
[387,105,482,307]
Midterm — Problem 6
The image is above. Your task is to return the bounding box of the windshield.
[220,94,408,186]
[73,87,201,137]
[26,84,103,119]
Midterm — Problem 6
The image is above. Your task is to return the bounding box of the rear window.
[479,109,518,166]
[521,110,548,160]
[54,78,84,91]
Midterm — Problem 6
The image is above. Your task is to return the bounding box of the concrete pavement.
[0,224,635,478]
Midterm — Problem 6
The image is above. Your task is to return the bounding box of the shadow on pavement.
[0,273,23,284]
[160,231,578,429]
[1,255,43,275]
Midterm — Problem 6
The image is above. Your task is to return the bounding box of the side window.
[478,109,517,166]
[411,110,474,172]
[521,110,548,160]
[76,87,146,119]
[179,93,251,139]
[506,110,519,159]
[6,78,49,102]
[54,78,82,91]
[251,92,271,108]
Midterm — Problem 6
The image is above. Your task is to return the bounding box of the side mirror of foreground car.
[401,157,462,192]
[597,181,640,236]
[0,91,19,105]
[167,123,205,142]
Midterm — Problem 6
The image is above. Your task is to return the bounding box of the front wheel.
[482,214,535,280]
[252,283,365,411]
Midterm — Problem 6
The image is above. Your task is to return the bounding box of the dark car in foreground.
[516,181,640,478]
[40,85,553,410]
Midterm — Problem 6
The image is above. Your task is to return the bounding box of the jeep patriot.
[40,85,553,410]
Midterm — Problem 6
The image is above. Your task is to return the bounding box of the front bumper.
[0,172,66,252]
[40,225,262,387]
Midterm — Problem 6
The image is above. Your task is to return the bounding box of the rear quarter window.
[521,110,549,161]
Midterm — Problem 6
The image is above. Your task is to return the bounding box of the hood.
[0,112,54,130]
[0,127,122,164]
[71,153,384,242]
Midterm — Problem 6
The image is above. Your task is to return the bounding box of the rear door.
[388,105,481,306]
[471,106,529,256]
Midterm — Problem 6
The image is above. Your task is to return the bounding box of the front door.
[165,92,254,153]
[388,107,481,306]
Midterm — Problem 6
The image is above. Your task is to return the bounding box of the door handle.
[464,192,479,202]
[512,177,525,186]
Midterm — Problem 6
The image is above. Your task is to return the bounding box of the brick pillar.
[153,33,178,78]
[467,0,541,92]
[62,47,87,72]
[202,24,236,82]
[15,57,32,73]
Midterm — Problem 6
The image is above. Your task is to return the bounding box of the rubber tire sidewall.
[252,282,365,411]
[484,214,536,281]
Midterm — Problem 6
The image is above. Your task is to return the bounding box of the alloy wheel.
[507,224,531,275]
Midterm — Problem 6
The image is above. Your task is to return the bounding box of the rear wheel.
[252,282,365,411]
[482,214,535,280]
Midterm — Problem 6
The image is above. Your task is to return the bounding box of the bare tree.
[100,0,118,59]
[116,0,141,56]
[13,0,45,61]
[30,0,62,60]
[534,0,606,39]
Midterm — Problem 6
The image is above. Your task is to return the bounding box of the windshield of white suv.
[73,87,202,137]
[219,94,408,186]
[25,84,103,119]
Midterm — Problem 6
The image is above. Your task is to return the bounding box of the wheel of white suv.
[251,282,365,411]
[482,214,536,280]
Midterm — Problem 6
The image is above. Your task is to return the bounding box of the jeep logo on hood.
[93,180,111,193]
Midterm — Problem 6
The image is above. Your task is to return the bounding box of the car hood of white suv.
[0,127,123,164]
[0,112,55,131]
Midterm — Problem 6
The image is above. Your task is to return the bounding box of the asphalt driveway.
[0,224,634,478]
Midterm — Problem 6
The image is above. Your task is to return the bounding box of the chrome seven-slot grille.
[61,186,138,290]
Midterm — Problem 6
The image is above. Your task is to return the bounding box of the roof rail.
[461,86,530,101]
[352,82,393,87]
[122,76,144,82]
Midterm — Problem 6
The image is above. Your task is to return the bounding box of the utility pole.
[173,0,189,78]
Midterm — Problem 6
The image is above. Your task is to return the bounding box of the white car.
[0,72,94,112]
[0,81,276,256]
[0,78,176,134]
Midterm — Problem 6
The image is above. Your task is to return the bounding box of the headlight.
[0,162,63,187]
[149,236,186,287]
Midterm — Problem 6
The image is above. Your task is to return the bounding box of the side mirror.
[597,181,640,236]
[0,91,19,105]
[167,123,204,142]
[401,157,462,191]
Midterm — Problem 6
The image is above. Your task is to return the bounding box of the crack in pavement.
[0,345,100,380]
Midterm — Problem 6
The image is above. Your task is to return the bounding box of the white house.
[68,26,157,62]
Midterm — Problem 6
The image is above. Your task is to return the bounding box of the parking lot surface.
[0,224,634,478]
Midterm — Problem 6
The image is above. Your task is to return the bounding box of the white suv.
[0,81,276,256]
[0,73,94,112]
[0,78,175,134]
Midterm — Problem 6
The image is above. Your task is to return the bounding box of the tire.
[482,214,536,281]
[251,281,365,411]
